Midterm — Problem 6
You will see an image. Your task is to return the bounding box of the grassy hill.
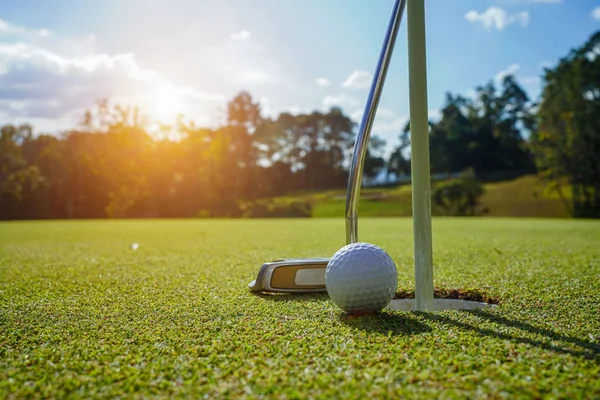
[267,175,570,219]
[478,175,568,218]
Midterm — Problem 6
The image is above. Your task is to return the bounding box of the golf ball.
[325,242,398,314]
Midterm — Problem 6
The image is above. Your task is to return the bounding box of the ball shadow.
[338,311,432,336]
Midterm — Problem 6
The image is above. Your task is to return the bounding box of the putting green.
[1,218,599,398]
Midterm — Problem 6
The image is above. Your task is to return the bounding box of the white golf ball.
[325,242,398,315]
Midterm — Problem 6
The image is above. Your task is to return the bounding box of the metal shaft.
[345,0,407,244]
[407,0,434,311]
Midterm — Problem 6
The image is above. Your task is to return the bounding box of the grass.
[1,218,599,398]
[480,175,569,218]
[299,175,569,218]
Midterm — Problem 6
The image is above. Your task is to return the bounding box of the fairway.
[1,218,599,398]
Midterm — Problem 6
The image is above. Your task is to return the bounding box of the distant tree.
[10,38,600,222]
[363,135,386,184]
[254,107,355,190]
[429,94,472,173]
[469,76,536,173]
[227,91,263,133]
[224,91,264,201]
[530,31,600,218]
[0,124,43,220]
[427,78,535,176]
[21,134,67,218]
[387,121,411,180]
[75,101,152,218]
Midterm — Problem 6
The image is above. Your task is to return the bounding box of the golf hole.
[387,287,500,311]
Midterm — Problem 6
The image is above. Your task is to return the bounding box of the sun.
[148,83,182,124]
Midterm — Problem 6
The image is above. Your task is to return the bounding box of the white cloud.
[220,31,288,88]
[230,30,251,41]
[351,109,364,122]
[495,63,520,83]
[373,116,408,133]
[342,69,372,89]
[288,106,311,115]
[0,16,293,133]
[315,77,331,87]
[0,17,99,60]
[0,42,224,128]
[350,107,396,123]
[592,7,600,21]
[257,97,276,119]
[465,7,529,30]
[258,97,309,118]
[323,94,359,109]
[0,17,26,35]
[0,17,55,41]
[428,109,441,122]
[494,64,540,87]
[376,108,396,118]
[232,69,271,84]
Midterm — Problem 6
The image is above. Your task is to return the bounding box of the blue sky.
[0,0,599,155]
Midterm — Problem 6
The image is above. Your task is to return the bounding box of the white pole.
[407,0,434,311]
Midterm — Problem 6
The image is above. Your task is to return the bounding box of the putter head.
[248,258,330,293]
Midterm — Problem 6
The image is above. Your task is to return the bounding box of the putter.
[248,0,406,293]
[247,258,331,293]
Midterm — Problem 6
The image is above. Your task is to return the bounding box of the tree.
[363,135,386,184]
[530,31,600,218]
[429,93,472,174]
[223,92,264,201]
[254,107,356,190]
[227,91,262,133]
[387,121,411,180]
[74,101,152,218]
[21,134,67,218]
[0,124,43,220]
[427,78,535,177]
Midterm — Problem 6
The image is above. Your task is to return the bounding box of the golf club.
[249,0,406,293]
[247,258,330,293]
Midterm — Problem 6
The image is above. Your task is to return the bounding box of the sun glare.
[148,84,182,124]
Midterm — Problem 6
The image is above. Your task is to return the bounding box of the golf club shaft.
[345,0,407,244]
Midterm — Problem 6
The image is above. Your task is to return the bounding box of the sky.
[0,0,599,156]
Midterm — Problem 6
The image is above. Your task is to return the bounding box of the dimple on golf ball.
[325,242,398,315]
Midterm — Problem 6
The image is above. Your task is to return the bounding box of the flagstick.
[407,0,434,311]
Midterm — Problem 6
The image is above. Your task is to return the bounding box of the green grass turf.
[1,218,599,398]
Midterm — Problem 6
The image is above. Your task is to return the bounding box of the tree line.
[1,31,598,220]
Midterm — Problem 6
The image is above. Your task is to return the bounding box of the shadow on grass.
[251,292,330,302]
[415,310,599,360]
[253,292,431,336]
[339,312,432,336]
[467,309,600,356]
